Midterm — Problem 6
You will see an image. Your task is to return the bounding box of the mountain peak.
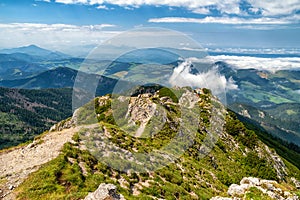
[22,44,44,50]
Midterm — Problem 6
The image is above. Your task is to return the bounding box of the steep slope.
[1,87,298,200]
[0,125,82,199]
[0,87,72,149]
[216,61,300,150]
[229,103,300,147]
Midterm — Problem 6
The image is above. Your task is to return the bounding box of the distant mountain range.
[0,45,300,149]
[0,45,70,60]
[0,45,74,80]
[0,67,117,97]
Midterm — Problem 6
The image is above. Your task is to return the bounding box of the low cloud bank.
[169,59,238,97]
[209,55,300,72]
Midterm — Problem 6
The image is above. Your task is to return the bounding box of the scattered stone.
[212,177,300,200]
[240,177,260,186]
[84,183,125,200]
[264,146,287,180]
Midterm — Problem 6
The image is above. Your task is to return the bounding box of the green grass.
[245,187,273,200]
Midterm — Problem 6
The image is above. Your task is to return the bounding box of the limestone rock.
[49,108,79,132]
[240,177,260,186]
[212,177,300,200]
[264,146,287,180]
[227,183,249,196]
[84,183,125,200]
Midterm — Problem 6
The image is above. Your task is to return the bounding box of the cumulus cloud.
[52,0,300,17]
[248,0,300,16]
[0,23,119,56]
[208,55,300,72]
[148,16,297,24]
[169,59,238,97]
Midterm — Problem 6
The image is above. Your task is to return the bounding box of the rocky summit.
[0,86,299,200]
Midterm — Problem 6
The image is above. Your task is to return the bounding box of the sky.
[0,0,299,55]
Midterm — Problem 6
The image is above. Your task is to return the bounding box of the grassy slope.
[15,90,300,199]
[235,112,300,169]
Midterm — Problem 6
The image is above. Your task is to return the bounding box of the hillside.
[0,53,49,80]
[229,103,300,147]
[215,61,300,147]
[0,67,117,92]
[0,87,72,149]
[0,68,119,149]
[0,67,78,89]
[1,87,299,199]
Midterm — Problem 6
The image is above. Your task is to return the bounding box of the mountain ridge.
[1,86,299,199]
[0,45,70,60]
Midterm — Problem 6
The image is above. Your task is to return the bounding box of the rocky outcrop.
[49,108,80,132]
[126,93,157,127]
[84,183,125,200]
[264,146,287,180]
[211,177,299,200]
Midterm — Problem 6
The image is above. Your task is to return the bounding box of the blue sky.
[0,0,299,55]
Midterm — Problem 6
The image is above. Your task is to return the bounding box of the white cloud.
[148,16,297,24]
[56,0,88,4]
[192,7,211,14]
[96,5,108,9]
[248,0,300,16]
[35,0,51,2]
[96,4,113,10]
[53,0,300,16]
[234,25,297,30]
[169,59,238,97]
[208,55,300,72]
[0,23,119,56]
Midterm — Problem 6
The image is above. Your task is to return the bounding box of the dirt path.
[0,126,80,199]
